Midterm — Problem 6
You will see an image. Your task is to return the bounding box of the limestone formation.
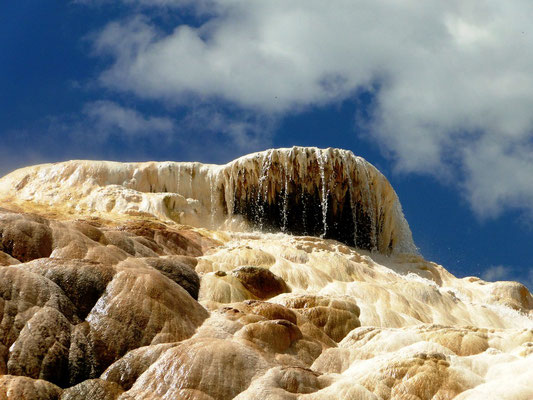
[0,147,530,399]
[0,147,415,254]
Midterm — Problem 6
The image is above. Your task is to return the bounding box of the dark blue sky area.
[1,2,532,289]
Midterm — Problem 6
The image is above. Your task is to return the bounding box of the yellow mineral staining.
[487,281,533,312]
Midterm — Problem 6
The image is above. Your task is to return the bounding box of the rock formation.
[0,148,415,254]
[0,147,530,399]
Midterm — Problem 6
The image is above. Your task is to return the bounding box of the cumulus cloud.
[88,0,533,217]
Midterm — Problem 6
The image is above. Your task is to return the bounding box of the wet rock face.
[233,184,375,250]
[226,148,412,253]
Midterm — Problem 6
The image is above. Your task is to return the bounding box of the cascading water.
[209,173,217,229]
[221,147,415,254]
[188,166,194,198]
[316,148,329,238]
[281,156,290,233]
[360,161,377,251]
[176,165,181,194]
[255,150,273,231]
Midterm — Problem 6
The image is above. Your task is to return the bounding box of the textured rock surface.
[0,148,531,399]
[0,375,62,400]
[232,266,290,299]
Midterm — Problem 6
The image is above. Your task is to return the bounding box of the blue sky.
[2,1,533,289]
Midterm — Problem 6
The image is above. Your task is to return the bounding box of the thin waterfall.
[256,150,273,231]
[342,151,357,247]
[316,148,329,238]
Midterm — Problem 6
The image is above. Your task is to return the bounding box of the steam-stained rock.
[118,221,219,256]
[243,300,299,324]
[68,221,108,245]
[346,353,475,399]
[199,271,255,303]
[0,251,20,266]
[234,366,325,399]
[0,267,78,347]
[488,281,533,312]
[68,322,97,386]
[236,319,303,353]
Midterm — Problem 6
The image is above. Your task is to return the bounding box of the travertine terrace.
[0,148,415,254]
[0,147,531,399]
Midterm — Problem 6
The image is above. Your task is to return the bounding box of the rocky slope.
[0,147,531,400]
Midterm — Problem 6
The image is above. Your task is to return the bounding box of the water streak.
[256,150,273,230]
[209,173,217,228]
[281,156,290,232]
[342,152,358,246]
[360,162,377,251]
[316,148,329,238]
[176,165,181,195]
[189,166,194,198]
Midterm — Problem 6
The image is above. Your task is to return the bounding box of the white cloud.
[83,100,175,136]
[89,0,533,217]
[463,138,533,217]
